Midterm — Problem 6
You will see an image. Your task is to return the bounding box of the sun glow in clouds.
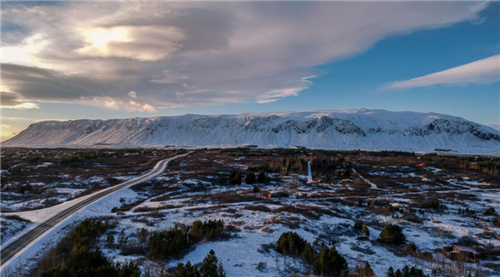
[77,27,131,57]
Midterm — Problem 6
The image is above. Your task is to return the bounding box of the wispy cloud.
[2,102,40,110]
[385,55,500,90]
[1,2,486,110]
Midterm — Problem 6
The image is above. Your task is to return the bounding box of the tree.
[245,172,256,184]
[175,261,200,277]
[362,225,370,237]
[229,170,242,185]
[313,246,348,277]
[388,267,395,277]
[378,224,406,245]
[355,262,374,277]
[252,185,260,193]
[139,228,148,246]
[257,172,267,183]
[407,242,417,253]
[119,229,128,247]
[201,250,226,277]
[107,234,115,248]
[484,207,497,216]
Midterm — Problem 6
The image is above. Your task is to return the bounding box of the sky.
[1,1,499,141]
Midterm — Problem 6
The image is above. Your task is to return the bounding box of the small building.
[443,245,480,263]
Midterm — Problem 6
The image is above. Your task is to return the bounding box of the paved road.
[0,152,189,267]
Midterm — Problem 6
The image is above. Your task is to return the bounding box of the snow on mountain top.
[3,109,500,154]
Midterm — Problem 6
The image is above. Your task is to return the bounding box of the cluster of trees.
[41,250,140,277]
[174,250,226,277]
[265,157,349,176]
[378,224,406,245]
[39,219,140,277]
[229,169,267,185]
[276,232,348,276]
[387,266,428,277]
[458,207,476,218]
[355,262,374,277]
[460,160,500,176]
[149,220,225,261]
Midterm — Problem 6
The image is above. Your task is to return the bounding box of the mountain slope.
[4,109,500,153]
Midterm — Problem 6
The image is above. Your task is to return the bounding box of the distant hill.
[4,109,500,154]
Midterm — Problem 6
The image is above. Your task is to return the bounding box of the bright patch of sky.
[1,1,499,140]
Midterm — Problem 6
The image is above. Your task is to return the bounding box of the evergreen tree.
[378,224,406,245]
[139,228,148,245]
[245,172,256,184]
[107,234,115,247]
[119,229,128,247]
[175,261,200,277]
[362,225,370,237]
[201,250,226,277]
[252,185,260,193]
[313,246,348,277]
[388,267,395,277]
[257,172,267,183]
[229,170,242,185]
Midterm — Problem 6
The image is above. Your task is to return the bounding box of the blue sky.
[1,1,499,140]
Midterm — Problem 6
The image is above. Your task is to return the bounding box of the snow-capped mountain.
[3,109,500,153]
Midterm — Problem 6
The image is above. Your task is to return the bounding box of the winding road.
[1,152,190,268]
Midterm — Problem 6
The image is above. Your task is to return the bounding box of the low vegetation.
[35,219,140,277]
[149,220,226,261]
[276,232,348,276]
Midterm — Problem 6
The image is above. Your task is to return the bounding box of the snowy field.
[1,149,500,276]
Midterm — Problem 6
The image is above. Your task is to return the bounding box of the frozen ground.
[2,149,500,276]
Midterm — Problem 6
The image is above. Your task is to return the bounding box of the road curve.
[0,152,190,267]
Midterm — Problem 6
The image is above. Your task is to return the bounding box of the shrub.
[252,184,260,193]
[421,199,440,209]
[354,220,363,230]
[407,242,417,253]
[362,225,370,237]
[493,217,500,227]
[484,207,497,216]
[378,224,406,245]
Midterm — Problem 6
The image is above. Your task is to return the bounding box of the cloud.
[385,55,500,90]
[1,2,487,111]
[257,99,279,104]
[1,90,40,109]
[2,102,40,110]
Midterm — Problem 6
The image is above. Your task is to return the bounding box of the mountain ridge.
[4,109,500,153]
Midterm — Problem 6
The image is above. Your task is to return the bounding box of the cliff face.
[4,109,500,153]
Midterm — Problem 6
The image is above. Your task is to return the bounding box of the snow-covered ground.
[2,151,499,276]
[0,188,140,276]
